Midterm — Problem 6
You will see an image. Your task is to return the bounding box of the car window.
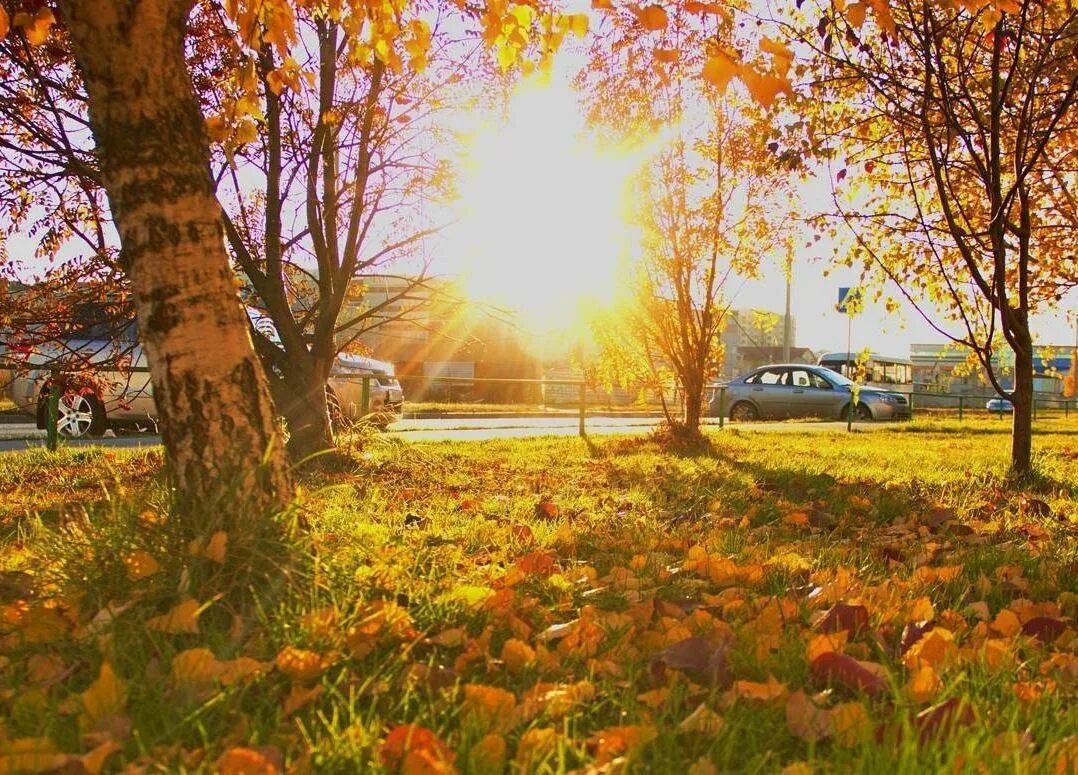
[802,371,832,389]
[787,370,815,387]
[748,369,785,385]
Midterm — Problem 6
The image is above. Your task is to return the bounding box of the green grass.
[0,424,1075,773]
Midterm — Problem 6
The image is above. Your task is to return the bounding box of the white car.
[10,330,403,438]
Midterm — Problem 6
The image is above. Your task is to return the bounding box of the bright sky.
[435,69,1078,356]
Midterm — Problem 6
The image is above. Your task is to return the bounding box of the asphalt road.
[0,415,888,451]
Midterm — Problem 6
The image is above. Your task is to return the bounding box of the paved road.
[0,416,888,451]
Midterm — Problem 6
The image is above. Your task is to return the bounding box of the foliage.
[789,0,1078,473]
[0,426,1075,771]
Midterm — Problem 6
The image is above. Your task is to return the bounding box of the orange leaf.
[807,631,848,663]
[124,551,162,581]
[654,47,679,63]
[786,689,832,742]
[636,4,669,31]
[903,627,956,669]
[0,9,9,39]
[907,664,940,703]
[216,747,280,775]
[382,725,454,772]
[461,684,517,732]
[588,725,657,764]
[275,646,331,682]
[469,733,507,772]
[146,598,201,634]
[701,53,739,92]
[81,740,122,775]
[203,531,228,564]
[741,68,792,109]
[500,638,536,673]
[79,661,127,731]
[847,2,867,28]
[13,7,54,46]
[990,609,1021,637]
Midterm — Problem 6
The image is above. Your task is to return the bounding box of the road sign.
[836,287,861,314]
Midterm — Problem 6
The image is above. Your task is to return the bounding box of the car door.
[745,367,790,419]
[787,369,835,418]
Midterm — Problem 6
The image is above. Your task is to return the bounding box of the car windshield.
[819,369,853,387]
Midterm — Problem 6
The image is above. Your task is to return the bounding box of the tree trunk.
[60,0,293,523]
[681,372,703,436]
[1010,349,1034,477]
[268,364,335,462]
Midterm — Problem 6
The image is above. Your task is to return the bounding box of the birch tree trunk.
[59,0,293,522]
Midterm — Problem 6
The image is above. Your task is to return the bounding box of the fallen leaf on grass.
[650,636,730,688]
[990,609,1022,637]
[588,725,656,764]
[807,631,848,663]
[469,733,506,773]
[81,740,122,774]
[79,661,126,731]
[275,646,333,682]
[0,738,68,773]
[381,725,454,773]
[515,727,556,769]
[815,602,870,635]
[124,551,162,581]
[500,638,536,673]
[810,652,889,696]
[915,697,976,743]
[216,746,280,774]
[461,684,517,732]
[907,664,941,703]
[678,703,725,734]
[723,676,788,705]
[1021,616,1067,645]
[146,597,202,634]
[786,689,832,742]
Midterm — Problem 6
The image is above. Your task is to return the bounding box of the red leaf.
[650,637,730,688]
[810,652,889,696]
[815,603,870,636]
[915,698,976,744]
[1021,617,1066,645]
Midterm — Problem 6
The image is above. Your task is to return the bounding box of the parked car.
[10,312,404,437]
[986,397,1014,413]
[707,364,911,422]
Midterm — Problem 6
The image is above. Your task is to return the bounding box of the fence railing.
[14,366,1076,451]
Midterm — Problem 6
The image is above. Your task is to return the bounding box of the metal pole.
[718,386,726,429]
[958,395,963,421]
[361,376,371,416]
[578,382,586,437]
[46,370,60,452]
[909,391,915,420]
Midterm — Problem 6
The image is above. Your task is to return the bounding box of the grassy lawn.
[0,423,1075,772]
[405,401,669,415]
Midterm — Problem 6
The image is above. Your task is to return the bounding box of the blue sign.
[836,287,861,314]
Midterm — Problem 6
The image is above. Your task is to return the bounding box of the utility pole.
[782,244,793,363]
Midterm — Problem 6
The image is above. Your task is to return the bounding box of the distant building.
[910,342,1073,396]
[719,308,805,376]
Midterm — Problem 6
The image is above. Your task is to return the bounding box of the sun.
[443,76,642,331]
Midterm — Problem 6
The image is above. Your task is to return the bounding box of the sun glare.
[444,77,643,331]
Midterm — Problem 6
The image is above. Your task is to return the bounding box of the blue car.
[986,397,1014,413]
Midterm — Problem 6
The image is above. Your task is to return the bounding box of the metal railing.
[18,367,1076,450]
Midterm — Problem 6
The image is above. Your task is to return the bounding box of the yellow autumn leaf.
[908,596,935,622]
[146,598,202,634]
[81,740,122,775]
[79,661,127,730]
[171,648,222,688]
[0,738,67,774]
[203,531,228,564]
[903,627,956,669]
[124,551,162,581]
[275,646,332,682]
[500,638,536,673]
[637,4,669,31]
[701,53,739,92]
[807,631,848,663]
[831,701,870,746]
[13,7,54,46]
[742,68,793,109]
[461,684,517,732]
[907,664,941,703]
[469,733,507,773]
[990,609,1022,637]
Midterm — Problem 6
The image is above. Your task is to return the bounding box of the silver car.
[11,341,403,439]
[708,364,910,422]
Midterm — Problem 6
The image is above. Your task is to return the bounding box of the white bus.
[817,352,914,392]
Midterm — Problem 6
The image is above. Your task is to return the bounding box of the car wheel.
[730,401,758,422]
[843,402,873,421]
[50,391,107,438]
